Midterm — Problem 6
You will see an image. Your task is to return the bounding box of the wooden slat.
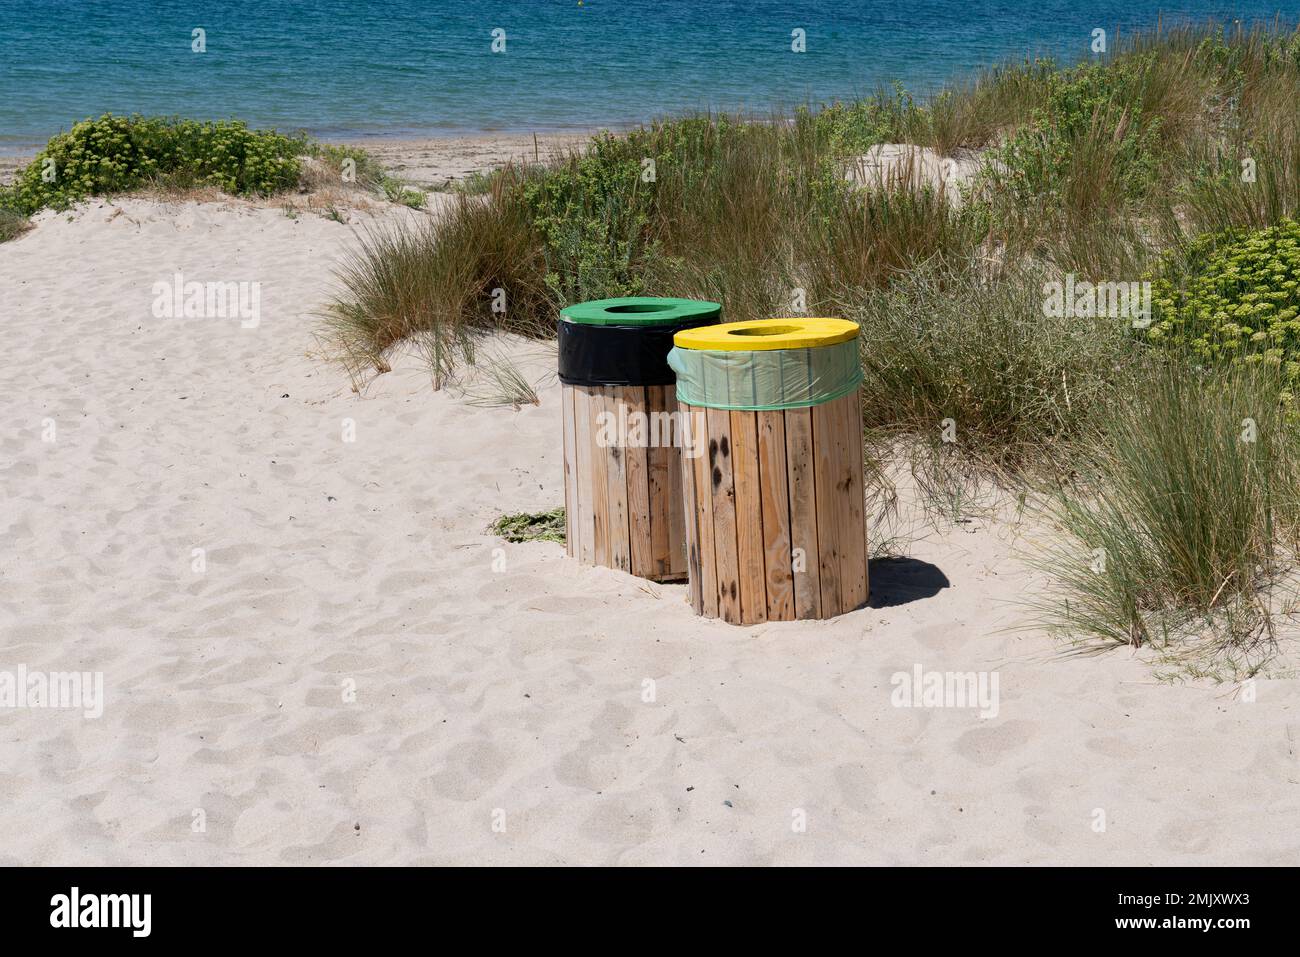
[690,405,719,618]
[646,386,673,579]
[587,386,610,567]
[681,403,702,613]
[707,407,742,625]
[561,384,578,558]
[665,389,687,579]
[572,385,596,563]
[604,387,631,573]
[729,409,767,625]
[679,401,703,613]
[757,409,795,620]
[839,389,869,611]
[624,386,652,578]
[813,398,844,617]
[784,406,822,619]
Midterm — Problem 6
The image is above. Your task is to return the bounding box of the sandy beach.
[331,133,593,190]
[0,133,593,194]
[2,172,1298,865]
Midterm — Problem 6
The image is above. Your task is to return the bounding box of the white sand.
[332,133,592,190]
[846,143,984,204]
[1,195,1298,866]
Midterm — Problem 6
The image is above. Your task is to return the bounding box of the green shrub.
[987,60,1163,218]
[1145,219,1300,393]
[806,85,925,156]
[517,131,653,303]
[9,114,305,214]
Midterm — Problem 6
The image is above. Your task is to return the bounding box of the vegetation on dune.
[0,113,425,242]
[323,22,1300,378]
[320,189,550,385]
[319,107,987,381]
[5,114,304,214]
[840,260,1138,469]
[987,59,1166,215]
[316,19,1300,667]
[305,141,426,208]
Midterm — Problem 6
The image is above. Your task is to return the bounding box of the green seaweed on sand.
[490,508,566,544]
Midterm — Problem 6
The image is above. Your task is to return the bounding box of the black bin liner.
[558,318,716,387]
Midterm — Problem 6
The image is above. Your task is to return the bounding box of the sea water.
[0,0,1293,151]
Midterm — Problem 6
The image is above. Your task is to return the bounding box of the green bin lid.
[559,297,721,328]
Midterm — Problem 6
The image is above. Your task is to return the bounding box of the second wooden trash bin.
[559,297,721,581]
[668,318,869,624]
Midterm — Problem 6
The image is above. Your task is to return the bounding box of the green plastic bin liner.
[667,325,862,412]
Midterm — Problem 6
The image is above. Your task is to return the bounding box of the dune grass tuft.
[0,202,30,243]
[460,350,543,409]
[1031,363,1300,656]
[318,182,552,388]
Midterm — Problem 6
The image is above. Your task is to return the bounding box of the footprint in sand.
[582,795,660,845]
[1157,818,1217,856]
[908,623,963,650]
[277,822,370,865]
[953,719,1035,767]
[426,739,509,801]
[1085,735,1142,759]
[1022,803,1066,847]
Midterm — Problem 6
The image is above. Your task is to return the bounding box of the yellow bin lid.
[673,317,859,352]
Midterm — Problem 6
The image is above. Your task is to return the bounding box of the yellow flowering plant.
[1146,219,1300,397]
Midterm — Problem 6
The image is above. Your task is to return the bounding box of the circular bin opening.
[728,324,803,337]
[605,303,676,314]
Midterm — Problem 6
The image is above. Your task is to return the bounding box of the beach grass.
[318,185,552,387]
[460,348,543,409]
[1029,362,1300,664]
[0,202,29,242]
[840,259,1139,471]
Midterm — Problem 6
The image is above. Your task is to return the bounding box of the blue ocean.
[0,1,1295,152]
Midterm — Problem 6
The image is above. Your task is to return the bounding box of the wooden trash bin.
[558,297,721,581]
[668,318,869,623]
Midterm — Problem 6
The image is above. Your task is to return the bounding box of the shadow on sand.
[867,557,951,608]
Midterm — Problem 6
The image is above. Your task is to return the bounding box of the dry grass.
[319,178,552,388]
[0,205,32,242]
